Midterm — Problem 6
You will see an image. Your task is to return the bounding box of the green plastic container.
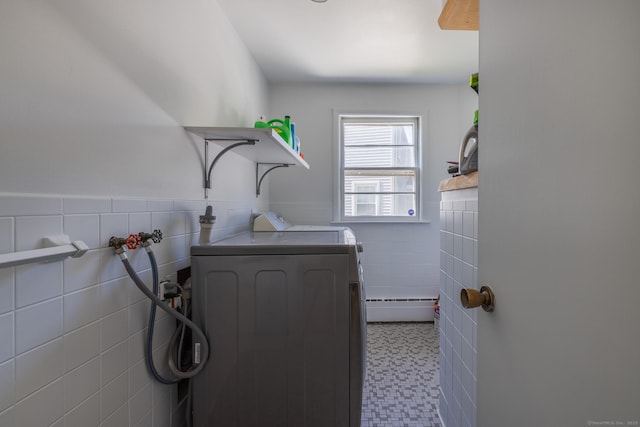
[254,116,292,146]
[470,73,478,94]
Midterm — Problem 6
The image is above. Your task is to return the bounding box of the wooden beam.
[438,0,479,31]
[438,171,478,192]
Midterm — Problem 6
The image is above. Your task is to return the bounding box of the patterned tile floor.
[361,322,441,427]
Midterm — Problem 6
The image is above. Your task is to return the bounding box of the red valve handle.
[126,233,141,250]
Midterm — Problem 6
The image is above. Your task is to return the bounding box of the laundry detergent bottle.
[459,110,478,174]
[458,73,479,175]
[254,116,292,146]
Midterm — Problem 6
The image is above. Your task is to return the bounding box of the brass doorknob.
[460,286,495,312]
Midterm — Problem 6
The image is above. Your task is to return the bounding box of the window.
[353,182,380,216]
[336,114,421,221]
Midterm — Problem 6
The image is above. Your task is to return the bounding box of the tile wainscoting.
[439,188,478,427]
[0,194,261,427]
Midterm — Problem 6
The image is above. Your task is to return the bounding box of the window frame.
[333,112,424,223]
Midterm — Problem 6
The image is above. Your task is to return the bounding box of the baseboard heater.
[365,298,437,322]
[367,297,437,303]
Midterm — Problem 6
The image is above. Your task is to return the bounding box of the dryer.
[191,228,366,427]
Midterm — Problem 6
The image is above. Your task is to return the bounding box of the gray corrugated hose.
[117,248,209,380]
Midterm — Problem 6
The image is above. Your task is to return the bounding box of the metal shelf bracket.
[256,162,290,197]
[203,138,257,198]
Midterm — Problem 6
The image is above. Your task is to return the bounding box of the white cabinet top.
[185,126,309,169]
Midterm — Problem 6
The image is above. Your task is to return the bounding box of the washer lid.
[191,230,357,256]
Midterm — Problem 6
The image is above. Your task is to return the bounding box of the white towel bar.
[0,235,89,269]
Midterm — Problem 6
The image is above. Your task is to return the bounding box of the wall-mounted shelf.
[184,127,310,198]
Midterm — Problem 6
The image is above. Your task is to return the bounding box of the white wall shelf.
[184,126,309,198]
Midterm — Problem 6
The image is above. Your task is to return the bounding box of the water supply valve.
[139,229,163,244]
[126,233,141,250]
[150,229,163,243]
[109,236,130,251]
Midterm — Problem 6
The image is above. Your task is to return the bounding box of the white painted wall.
[0,0,268,200]
[0,1,269,426]
[268,83,477,319]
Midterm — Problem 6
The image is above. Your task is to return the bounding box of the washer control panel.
[253,211,291,231]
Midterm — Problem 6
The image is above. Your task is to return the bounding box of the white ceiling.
[217,0,479,84]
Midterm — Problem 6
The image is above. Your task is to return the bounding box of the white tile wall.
[0,313,14,364]
[63,358,100,412]
[63,250,101,293]
[0,219,14,255]
[64,286,101,334]
[0,360,15,412]
[101,400,129,427]
[13,379,63,427]
[64,394,100,427]
[135,411,153,427]
[0,196,62,217]
[15,297,62,354]
[439,188,478,427]
[63,323,100,374]
[345,222,441,322]
[101,371,128,421]
[130,384,152,426]
[0,268,14,316]
[62,197,112,215]
[100,309,129,352]
[15,338,63,401]
[0,193,257,426]
[15,216,63,251]
[15,262,62,310]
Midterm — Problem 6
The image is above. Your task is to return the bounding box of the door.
[477,1,640,426]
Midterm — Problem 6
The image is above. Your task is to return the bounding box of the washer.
[191,228,366,427]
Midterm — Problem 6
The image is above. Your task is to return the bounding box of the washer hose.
[117,248,209,380]
[145,249,177,384]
